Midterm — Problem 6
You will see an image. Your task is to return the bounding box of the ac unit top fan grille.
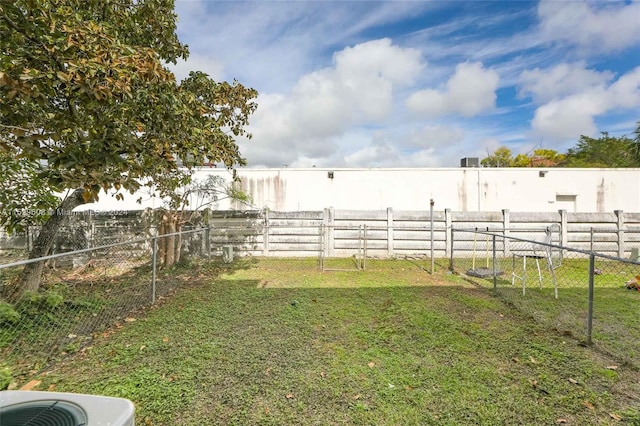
[0,399,87,426]
[0,390,135,426]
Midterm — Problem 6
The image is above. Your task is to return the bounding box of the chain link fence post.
[586,252,595,346]
[430,199,435,274]
[363,224,367,271]
[151,236,158,304]
[449,228,455,272]
[492,234,497,291]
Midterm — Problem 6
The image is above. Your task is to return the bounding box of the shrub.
[0,301,20,325]
[0,365,11,390]
[17,290,65,316]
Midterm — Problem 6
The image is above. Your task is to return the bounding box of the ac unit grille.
[0,400,87,426]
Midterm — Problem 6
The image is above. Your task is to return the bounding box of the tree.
[482,147,566,167]
[528,149,566,167]
[157,175,252,268]
[563,133,640,168]
[0,153,59,234]
[481,147,515,167]
[0,0,258,301]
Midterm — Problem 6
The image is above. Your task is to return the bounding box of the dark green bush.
[17,290,65,315]
[0,301,20,325]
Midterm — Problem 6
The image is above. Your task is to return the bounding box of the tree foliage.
[563,133,640,168]
[1,0,257,205]
[482,131,639,168]
[0,0,258,300]
[0,153,59,233]
[481,147,565,167]
[481,147,515,167]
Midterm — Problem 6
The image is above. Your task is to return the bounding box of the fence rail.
[3,208,640,259]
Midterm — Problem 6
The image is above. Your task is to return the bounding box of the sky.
[169,0,640,168]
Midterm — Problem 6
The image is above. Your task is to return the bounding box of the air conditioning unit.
[460,157,479,168]
[0,390,135,426]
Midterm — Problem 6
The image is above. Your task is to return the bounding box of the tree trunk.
[158,216,167,265]
[6,189,88,302]
[174,222,182,264]
[158,211,183,268]
[165,218,176,268]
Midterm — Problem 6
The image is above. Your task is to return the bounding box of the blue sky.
[170,0,640,168]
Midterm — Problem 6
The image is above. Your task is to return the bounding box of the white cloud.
[342,125,468,168]
[170,1,640,168]
[344,142,443,168]
[344,142,404,168]
[169,53,225,82]
[173,1,432,93]
[239,39,425,167]
[519,62,613,103]
[531,66,640,140]
[609,67,640,108]
[405,125,465,149]
[531,94,604,140]
[406,62,499,117]
[538,0,640,53]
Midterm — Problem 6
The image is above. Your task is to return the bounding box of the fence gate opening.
[319,225,367,271]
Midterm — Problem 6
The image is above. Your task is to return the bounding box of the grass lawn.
[465,256,640,366]
[36,258,640,425]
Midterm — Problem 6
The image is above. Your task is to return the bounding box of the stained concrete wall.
[72,167,640,213]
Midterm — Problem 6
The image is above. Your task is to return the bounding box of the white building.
[75,167,640,213]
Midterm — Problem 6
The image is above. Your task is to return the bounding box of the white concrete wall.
[74,167,640,213]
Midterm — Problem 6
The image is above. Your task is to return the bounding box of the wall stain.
[458,171,468,212]
[596,177,605,213]
[235,174,286,210]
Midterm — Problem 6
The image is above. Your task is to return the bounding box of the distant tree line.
[482,123,640,168]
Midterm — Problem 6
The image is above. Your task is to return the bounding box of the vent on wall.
[0,391,135,426]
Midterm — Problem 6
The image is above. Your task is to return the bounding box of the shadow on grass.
[0,255,258,386]
[37,264,640,425]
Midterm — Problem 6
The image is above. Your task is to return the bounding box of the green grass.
[0,256,200,381]
[29,258,640,424]
[463,256,640,366]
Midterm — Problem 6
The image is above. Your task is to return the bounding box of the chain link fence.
[451,228,640,365]
[0,227,214,385]
[4,221,639,385]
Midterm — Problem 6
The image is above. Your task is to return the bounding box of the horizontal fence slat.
[2,208,640,260]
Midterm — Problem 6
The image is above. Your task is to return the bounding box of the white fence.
[2,209,640,259]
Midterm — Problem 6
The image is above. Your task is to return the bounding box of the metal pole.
[363,224,367,271]
[319,225,324,271]
[449,228,455,272]
[586,253,595,346]
[492,234,497,291]
[357,225,362,270]
[151,236,158,303]
[430,199,435,274]
[590,227,594,253]
[206,226,211,258]
[362,225,367,271]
